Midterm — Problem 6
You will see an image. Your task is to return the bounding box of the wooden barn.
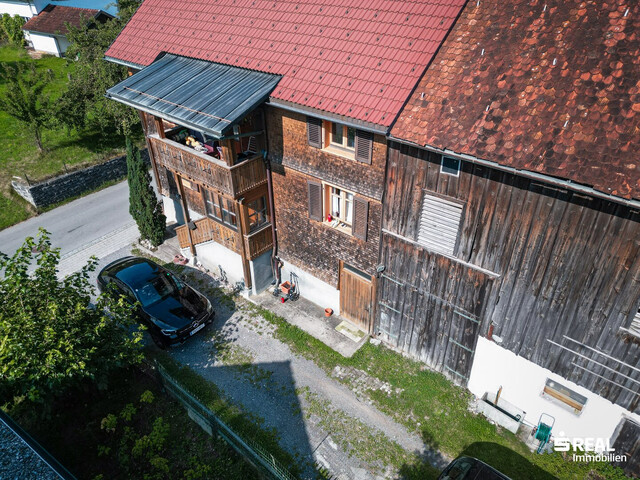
[380,0,640,472]
[103,0,467,322]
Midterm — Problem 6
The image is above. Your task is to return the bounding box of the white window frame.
[440,156,461,177]
[323,182,355,234]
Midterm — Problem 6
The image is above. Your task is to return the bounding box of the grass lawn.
[7,365,257,479]
[0,44,128,230]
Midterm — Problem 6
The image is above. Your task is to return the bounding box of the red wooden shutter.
[307,181,323,221]
[354,130,373,164]
[307,117,323,148]
[352,196,369,240]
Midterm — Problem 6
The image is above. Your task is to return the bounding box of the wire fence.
[156,361,298,480]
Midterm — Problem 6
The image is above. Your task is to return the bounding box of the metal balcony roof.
[106,53,281,138]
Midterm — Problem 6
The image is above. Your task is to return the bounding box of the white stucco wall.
[0,0,46,18]
[468,336,640,445]
[280,261,340,314]
[184,241,245,287]
[28,32,61,55]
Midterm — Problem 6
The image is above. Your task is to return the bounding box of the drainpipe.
[260,108,280,285]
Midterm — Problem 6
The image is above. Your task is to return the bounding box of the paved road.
[0,180,139,277]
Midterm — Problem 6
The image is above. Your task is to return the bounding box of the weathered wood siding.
[381,141,640,410]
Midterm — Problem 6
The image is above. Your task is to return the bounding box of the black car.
[438,456,512,480]
[97,256,214,347]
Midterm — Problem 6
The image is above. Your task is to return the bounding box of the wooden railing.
[176,217,241,255]
[149,135,266,198]
[245,225,273,260]
[176,218,273,260]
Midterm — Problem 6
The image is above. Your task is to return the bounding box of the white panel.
[468,337,640,445]
[417,193,462,255]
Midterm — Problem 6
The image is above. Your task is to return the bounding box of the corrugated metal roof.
[106,53,281,137]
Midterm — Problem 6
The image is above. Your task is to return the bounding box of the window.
[441,156,461,176]
[221,198,237,228]
[622,309,640,338]
[204,189,236,229]
[330,123,356,151]
[418,193,463,256]
[306,116,372,163]
[542,378,587,415]
[327,185,354,228]
[203,189,221,220]
[181,178,199,191]
[247,196,269,231]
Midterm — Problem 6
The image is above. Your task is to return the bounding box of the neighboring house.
[0,0,47,20]
[383,0,640,472]
[103,0,466,312]
[21,4,113,57]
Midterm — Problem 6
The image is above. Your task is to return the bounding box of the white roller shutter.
[418,193,463,256]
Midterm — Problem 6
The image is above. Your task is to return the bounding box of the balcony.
[176,217,273,260]
[148,135,267,199]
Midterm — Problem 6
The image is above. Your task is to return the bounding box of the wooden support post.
[219,138,236,167]
[154,116,166,139]
[236,198,252,289]
[174,172,196,256]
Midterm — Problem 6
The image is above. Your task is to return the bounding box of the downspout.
[261,107,280,285]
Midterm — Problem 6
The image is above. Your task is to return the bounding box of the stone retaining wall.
[11,149,149,209]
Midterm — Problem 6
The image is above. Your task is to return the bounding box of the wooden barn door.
[340,263,373,331]
[612,418,640,477]
[376,234,494,385]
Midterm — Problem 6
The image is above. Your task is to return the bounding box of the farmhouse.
[104,0,466,309]
[383,0,640,473]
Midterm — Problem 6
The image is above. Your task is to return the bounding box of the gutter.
[389,136,640,211]
[104,55,145,71]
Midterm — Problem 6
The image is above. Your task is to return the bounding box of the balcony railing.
[149,135,267,198]
[176,217,273,260]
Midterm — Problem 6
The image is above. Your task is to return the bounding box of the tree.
[0,62,54,152]
[0,14,25,46]
[127,137,166,246]
[59,0,142,136]
[0,229,144,406]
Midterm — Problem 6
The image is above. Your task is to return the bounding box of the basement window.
[542,378,587,415]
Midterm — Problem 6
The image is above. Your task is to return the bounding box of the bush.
[1,14,25,47]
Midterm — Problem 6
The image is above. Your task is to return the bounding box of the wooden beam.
[219,138,236,167]
[236,198,252,289]
[154,116,166,139]
[174,172,196,255]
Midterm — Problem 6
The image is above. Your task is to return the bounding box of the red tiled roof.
[392,0,640,200]
[104,0,466,128]
[22,5,101,35]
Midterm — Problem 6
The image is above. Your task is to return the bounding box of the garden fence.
[156,362,298,480]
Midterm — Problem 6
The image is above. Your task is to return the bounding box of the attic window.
[418,193,463,256]
[441,156,461,176]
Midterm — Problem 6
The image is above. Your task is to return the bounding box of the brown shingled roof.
[391,0,640,201]
[22,4,101,35]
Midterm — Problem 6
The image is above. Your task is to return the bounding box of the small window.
[627,310,640,338]
[418,193,463,256]
[181,178,199,191]
[441,156,461,177]
[330,123,355,150]
[542,378,587,415]
[247,196,269,232]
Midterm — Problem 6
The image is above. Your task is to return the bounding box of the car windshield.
[133,272,177,307]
